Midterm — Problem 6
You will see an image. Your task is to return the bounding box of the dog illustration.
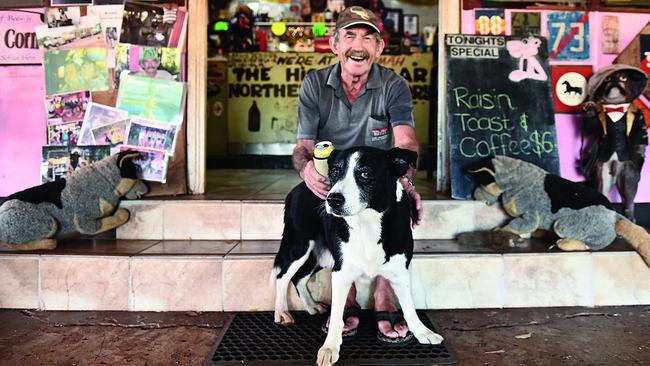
[0,151,148,250]
[562,80,583,95]
[272,146,442,366]
[507,36,547,82]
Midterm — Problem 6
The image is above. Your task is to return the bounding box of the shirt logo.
[371,127,389,141]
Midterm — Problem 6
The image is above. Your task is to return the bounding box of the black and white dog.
[272,146,443,366]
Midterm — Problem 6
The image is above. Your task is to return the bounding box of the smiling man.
[291,6,422,345]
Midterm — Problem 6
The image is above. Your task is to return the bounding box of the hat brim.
[339,21,380,34]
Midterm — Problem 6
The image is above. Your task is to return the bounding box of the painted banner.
[0,9,43,65]
[226,52,433,148]
[547,11,590,60]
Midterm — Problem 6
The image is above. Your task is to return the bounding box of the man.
[133,48,174,80]
[292,5,422,344]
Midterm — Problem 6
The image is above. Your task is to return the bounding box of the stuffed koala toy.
[0,151,148,250]
[465,156,650,267]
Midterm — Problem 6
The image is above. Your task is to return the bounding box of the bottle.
[313,141,335,178]
[248,100,260,132]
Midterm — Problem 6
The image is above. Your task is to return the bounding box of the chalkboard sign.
[445,34,560,199]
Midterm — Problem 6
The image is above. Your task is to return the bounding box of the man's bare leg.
[374,276,409,338]
[323,284,359,333]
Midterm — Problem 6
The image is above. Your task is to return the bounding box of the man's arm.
[293,139,330,200]
[393,124,422,228]
[393,125,419,177]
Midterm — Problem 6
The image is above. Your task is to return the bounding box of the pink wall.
[0,66,46,196]
[460,9,650,202]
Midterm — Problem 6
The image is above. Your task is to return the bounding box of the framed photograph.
[125,117,179,156]
[403,14,418,36]
[383,8,403,36]
[91,118,128,153]
[78,102,129,145]
[119,145,169,183]
[45,7,81,28]
[41,145,110,183]
[44,90,91,125]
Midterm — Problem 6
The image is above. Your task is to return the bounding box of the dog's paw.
[316,346,339,366]
[413,329,444,345]
[274,310,294,325]
[305,302,328,315]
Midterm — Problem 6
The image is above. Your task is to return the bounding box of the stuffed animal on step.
[465,155,650,267]
[0,151,148,250]
[580,64,649,222]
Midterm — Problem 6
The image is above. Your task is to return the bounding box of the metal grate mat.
[206,310,457,366]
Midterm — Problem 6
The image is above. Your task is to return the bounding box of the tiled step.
[116,199,509,240]
[1,239,648,311]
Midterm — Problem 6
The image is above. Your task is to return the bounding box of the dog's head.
[466,157,501,204]
[325,146,417,217]
[587,65,648,104]
[117,150,148,199]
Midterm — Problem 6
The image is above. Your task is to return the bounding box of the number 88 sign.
[547,11,590,60]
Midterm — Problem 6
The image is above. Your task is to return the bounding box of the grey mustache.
[346,50,369,59]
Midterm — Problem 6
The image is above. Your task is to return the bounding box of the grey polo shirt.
[297,62,414,151]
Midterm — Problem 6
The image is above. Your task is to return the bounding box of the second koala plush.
[468,155,650,267]
[0,151,147,250]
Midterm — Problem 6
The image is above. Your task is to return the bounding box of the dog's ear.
[387,147,417,178]
[117,151,140,179]
[466,157,496,186]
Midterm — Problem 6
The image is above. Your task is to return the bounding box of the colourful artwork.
[475,9,505,36]
[547,11,590,60]
[43,48,109,94]
[550,65,593,113]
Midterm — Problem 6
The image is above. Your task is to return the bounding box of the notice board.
[445,34,560,199]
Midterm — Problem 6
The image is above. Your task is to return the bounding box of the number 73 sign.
[547,11,590,60]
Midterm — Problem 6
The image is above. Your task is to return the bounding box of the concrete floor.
[1,306,649,365]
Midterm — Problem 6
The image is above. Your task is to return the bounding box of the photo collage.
[39,1,188,183]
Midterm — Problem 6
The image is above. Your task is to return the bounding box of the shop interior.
[203,0,440,199]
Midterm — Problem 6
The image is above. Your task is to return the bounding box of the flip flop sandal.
[375,310,414,346]
[321,303,361,338]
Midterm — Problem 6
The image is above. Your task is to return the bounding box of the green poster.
[116,74,187,125]
[227,52,433,147]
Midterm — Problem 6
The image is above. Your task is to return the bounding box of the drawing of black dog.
[562,80,583,95]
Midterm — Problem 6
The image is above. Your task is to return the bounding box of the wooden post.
[187,0,208,194]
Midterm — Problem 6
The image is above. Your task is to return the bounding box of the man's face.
[330,26,384,79]
[141,57,160,76]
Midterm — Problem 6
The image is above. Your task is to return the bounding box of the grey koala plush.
[0,151,148,250]
[465,155,650,267]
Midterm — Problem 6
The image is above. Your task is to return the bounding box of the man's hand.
[399,177,422,228]
[301,160,330,200]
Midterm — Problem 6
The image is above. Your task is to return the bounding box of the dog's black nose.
[327,193,345,209]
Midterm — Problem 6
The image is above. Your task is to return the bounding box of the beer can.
[313,141,334,177]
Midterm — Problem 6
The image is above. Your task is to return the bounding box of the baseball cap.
[336,6,380,34]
